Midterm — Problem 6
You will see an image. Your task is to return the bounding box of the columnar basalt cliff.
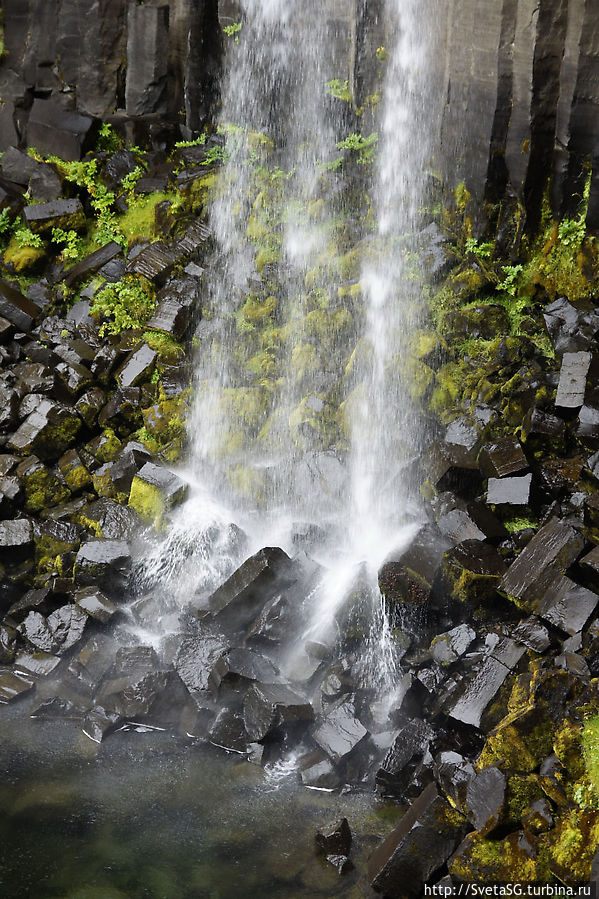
[2,0,599,229]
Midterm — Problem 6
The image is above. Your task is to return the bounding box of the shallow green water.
[0,715,398,899]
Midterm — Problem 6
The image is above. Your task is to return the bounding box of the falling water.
[132,0,445,706]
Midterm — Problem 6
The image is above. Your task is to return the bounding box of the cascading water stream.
[131,0,445,714]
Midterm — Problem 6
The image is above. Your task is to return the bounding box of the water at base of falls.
[128,0,446,731]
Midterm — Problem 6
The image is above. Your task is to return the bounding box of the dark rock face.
[368,783,470,897]
[243,683,314,742]
[209,547,296,629]
[74,540,131,593]
[26,98,95,162]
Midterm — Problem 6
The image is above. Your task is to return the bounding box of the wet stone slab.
[311,698,368,763]
[486,473,532,506]
[478,436,528,479]
[555,351,592,409]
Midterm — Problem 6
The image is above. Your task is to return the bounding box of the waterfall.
[132,0,445,703]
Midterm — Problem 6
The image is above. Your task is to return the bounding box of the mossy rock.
[128,477,167,527]
[546,808,599,884]
[450,830,551,883]
[3,239,46,272]
[17,457,70,514]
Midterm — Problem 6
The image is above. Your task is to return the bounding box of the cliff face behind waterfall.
[1,0,599,229]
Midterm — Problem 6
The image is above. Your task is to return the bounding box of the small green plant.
[51,227,81,261]
[91,277,155,335]
[376,46,388,61]
[14,227,44,249]
[325,79,351,102]
[223,22,242,42]
[337,132,378,166]
[203,145,230,166]
[174,133,208,149]
[496,264,524,297]
[96,122,122,153]
[121,165,145,196]
[465,237,493,260]
[0,207,12,236]
[558,217,586,249]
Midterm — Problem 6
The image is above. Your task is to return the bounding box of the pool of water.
[0,711,400,899]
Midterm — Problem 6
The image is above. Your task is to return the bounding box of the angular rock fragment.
[74,540,131,593]
[209,648,283,694]
[148,277,200,338]
[8,399,81,460]
[445,643,525,729]
[82,706,122,743]
[312,698,368,763]
[487,473,532,506]
[555,351,592,409]
[478,436,528,479]
[315,818,352,858]
[512,617,551,652]
[499,518,585,612]
[465,766,507,836]
[243,683,314,742]
[0,518,33,557]
[430,624,476,665]
[116,343,157,388]
[207,707,248,754]
[436,509,486,543]
[209,547,295,629]
[58,449,92,493]
[75,587,118,624]
[26,98,95,161]
[24,199,86,235]
[62,241,122,288]
[128,462,188,524]
[539,576,599,636]
[433,752,475,814]
[0,280,41,331]
[368,783,469,897]
[436,540,506,607]
[376,718,434,798]
[18,605,87,655]
[174,632,228,696]
[0,670,34,703]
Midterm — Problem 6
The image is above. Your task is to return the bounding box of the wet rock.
[0,518,33,558]
[378,525,451,611]
[57,449,92,493]
[82,706,122,743]
[376,718,434,799]
[368,783,469,898]
[128,462,188,524]
[422,440,480,495]
[430,624,476,665]
[444,645,525,729]
[487,473,532,506]
[437,509,486,543]
[96,667,191,726]
[148,277,200,338]
[125,1,169,115]
[299,750,342,789]
[174,632,228,696]
[522,798,554,834]
[538,576,599,636]
[26,98,95,162]
[62,241,122,288]
[0,670,34,703]
[74,587,118,625]
[28,165,63,202]
[91,346,119,384]
[512,617,552,652]
[465,766,507,836]
[0,281,41,331]
[209,648,283,695]
[8,398,81,460]
[312,697,368,764]
[434,752,476,814]
[109,441,151,495]
[522,407,565,452]
[116,343,157,388]
[24,199,86,235]
[315,818,352,858]
[543,297,599,354]
[436,540,506,607]
[14,651,62,678]
[18,605,87,655]
[478,437,528,479]
[499,518,585,612]
[243,683,314,742]
[1,147,42,186]
[75,387,106,428]
[14,361,55,396]
[555,351,592,409]
[80,498,140,541]
[209,547,295,629]
[73,540,131,593]
[246,591,297,646]
[208,707,248,754]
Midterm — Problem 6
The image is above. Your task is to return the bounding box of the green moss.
[143,330,185,364]
[91,276,156,336]
[450,831,550,883]
[20,463,70,514]
[87,429,122,464]
[227,464,266,503]
[503,515,538,534]
[238,295,277,331]
[255,246,280,275]
[117,192,171,244]
[3,239,46,271]
[290,344,320,383]
[128,476,166,527]
[141,393,189,453]
[547,809,599,883]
